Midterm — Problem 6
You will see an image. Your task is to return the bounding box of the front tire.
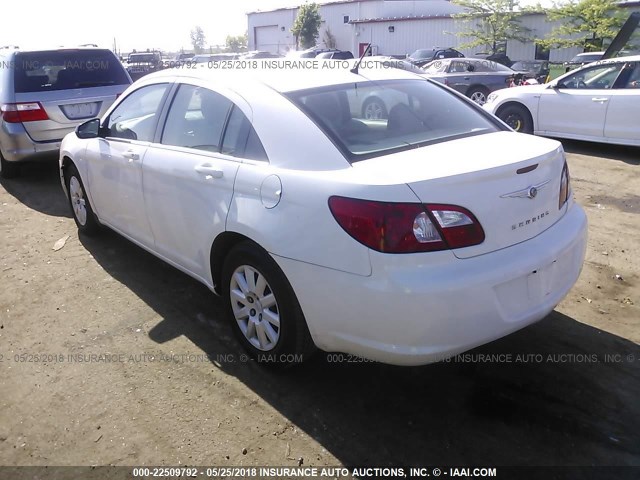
[222,242,315,367]
[497,104,534,134]
[64,163,100,235]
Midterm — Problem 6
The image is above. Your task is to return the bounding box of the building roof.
[247,0,379,15]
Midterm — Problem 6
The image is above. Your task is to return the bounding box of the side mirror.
[75,118,101,139]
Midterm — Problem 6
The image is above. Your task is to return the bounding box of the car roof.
[587,54,640,63]
[1,46,111,54]
[144,61,424,93]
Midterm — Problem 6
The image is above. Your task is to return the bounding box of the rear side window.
[161,84,232,152]
[288,79,500,162]
[161,85,267,161]
[221,106,268,161]
[14,50,130,92]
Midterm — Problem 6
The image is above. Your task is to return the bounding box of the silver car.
[0,47,131,178]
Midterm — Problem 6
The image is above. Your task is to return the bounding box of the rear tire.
[0,153,20,179]
[64,163,100,235]
[222,242,315,368]
[497,104,534,134]
[467,86,490,105]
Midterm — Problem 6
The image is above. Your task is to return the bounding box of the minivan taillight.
[328,196,485,253]
[559,161,570,209]
[1,102,49,123]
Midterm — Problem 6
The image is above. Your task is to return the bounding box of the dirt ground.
[0,139,638,472]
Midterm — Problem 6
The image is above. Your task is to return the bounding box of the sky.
[1,0,300,53]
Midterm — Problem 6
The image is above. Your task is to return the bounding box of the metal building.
[248,0,637,62]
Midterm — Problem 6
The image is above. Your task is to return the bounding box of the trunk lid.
[15,87,124,142]
[351,131,567,259]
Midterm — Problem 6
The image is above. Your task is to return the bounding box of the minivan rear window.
[14,50,130,92]
[288,79,502,162]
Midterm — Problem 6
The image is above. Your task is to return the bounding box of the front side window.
[560,63,625,89]
[161,84,232,151]
[106,83,169,142]
[289,79,500,161]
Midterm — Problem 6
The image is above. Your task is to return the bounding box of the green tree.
[452,0,531,54]
[190,26,206,54]
[291,2,322,49]
[225,33,248,53]
[539,0,626,51]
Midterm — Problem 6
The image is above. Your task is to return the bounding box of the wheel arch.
[209,232,267,295]
[466,84,490,95]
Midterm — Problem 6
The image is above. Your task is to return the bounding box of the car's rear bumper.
[0,122,62,162]
[274,203,588,366]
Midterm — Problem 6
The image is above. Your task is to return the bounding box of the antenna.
[350,43,371,74]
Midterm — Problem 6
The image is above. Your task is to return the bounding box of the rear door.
[84,83,170,247]
[538,62,625,137]
[13,50,131,142]
[141,83,251,279]
[603,62,640,144]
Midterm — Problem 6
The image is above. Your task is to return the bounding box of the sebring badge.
[500,180,551,200]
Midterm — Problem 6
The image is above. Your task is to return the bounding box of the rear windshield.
[15,50,130,92]
[288,79,501,162]
[410,50,434,60]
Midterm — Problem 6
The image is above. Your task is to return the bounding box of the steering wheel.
[577,80,587,89]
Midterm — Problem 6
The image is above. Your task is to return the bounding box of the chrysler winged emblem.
[500,180,550,200]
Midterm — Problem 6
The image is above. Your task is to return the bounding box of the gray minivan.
[0,47,131,178]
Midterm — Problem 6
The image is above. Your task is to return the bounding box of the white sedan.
[59,64,587,366]
[484,55,640,146]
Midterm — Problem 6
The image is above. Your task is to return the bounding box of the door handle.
[123,150,140,162]
[195,164,224,179]
[591,97,609,102]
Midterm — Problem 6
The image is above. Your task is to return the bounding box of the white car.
[484,55,640,146]
[59,65,587,366]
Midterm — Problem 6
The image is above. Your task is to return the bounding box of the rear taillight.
[559,161,570,209]
[1,102,49,123]
[328,196,485,253]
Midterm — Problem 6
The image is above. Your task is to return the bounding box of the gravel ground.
[0,140,638,471]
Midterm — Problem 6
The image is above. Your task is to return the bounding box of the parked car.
[408,48,464,68]
[511,60,551,83]
[563,52,604,72]
[240,51,281,59]
[316,50,354,60]
[475,52,513,67]
[126,51,164,81]
[192,53,240,64]
[59,65,587,367]
[483,55,640,146]
[174,52,194,62]
[286,47,339,58]
[421,58,516,104]
[0,46,132,178]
